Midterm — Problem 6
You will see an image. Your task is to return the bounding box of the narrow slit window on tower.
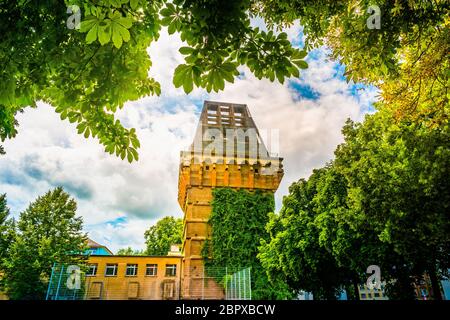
[207,104,218,114]
[207,116,218,124]
[234,106,244,117]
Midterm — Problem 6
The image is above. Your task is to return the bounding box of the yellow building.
[358,283,388,300]
[83,255,182,300]
[178,101,284,299]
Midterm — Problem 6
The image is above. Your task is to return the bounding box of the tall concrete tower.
[177,101,284,299]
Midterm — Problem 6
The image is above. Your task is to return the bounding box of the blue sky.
[0,22,378,253]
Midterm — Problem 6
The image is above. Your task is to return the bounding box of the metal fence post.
[54,264,65,300]
[238,268,241,300]
[225,267,228,300]
[45,262,56,300]
[249,267,252,300]
[243,268,246,300]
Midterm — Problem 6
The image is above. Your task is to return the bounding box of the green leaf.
[112,25,123,48]
[131,137,140,149]
[296,60,308,69]
[130,0,139,10]
[173,64,196,93]
[79,18,97,33]
[179,47,194,55]
[183,75,193,93]
[119,27,130,42]
[168,22,176,35]
[118,16,133,29]
[130,147,139,161]
[98,24,112,45]
[85,24,98,43]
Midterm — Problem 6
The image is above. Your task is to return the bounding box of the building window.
[165,264,177,277]
[86,264,98,276]
[126,264,138,276]
[105,264,118,276]
[146,264,158,276]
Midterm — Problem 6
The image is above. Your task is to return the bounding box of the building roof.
[181,100,283,169]
[87,255,182,259]
[86,238,113,255]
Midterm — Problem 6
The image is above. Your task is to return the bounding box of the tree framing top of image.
[0,0,307,162]
[0,0,447,162]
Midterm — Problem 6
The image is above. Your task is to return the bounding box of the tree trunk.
[429,267,443,300]
[353,281,360,300]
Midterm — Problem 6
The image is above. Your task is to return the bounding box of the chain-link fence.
[46,263,85,300]
[186,266,251,300]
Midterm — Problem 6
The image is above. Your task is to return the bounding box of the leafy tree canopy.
[1,1,447,159]
[2,187,88,300]
[258,168,362,300]
[116,246,144,255]
[259,107,450,299]
[335,108,450,298]
[0,0,307,160]
[144,216,182,256]
[0,194,16,292]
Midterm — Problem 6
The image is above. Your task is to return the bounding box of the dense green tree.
[2,187,87,300]
[0,194,15,293]
[0,0,307,159]
[144,216,182,256]
[203,188,294,300]
[334,108,450,299]
[259,106,450,299]
[0,194,14,261]
[258,168,360,300]
[116,246,144,255]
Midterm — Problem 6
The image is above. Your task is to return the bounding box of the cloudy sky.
[0,21,378,253]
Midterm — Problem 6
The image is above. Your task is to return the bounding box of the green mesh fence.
[46,263,85,300]
[198,266,252,300]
